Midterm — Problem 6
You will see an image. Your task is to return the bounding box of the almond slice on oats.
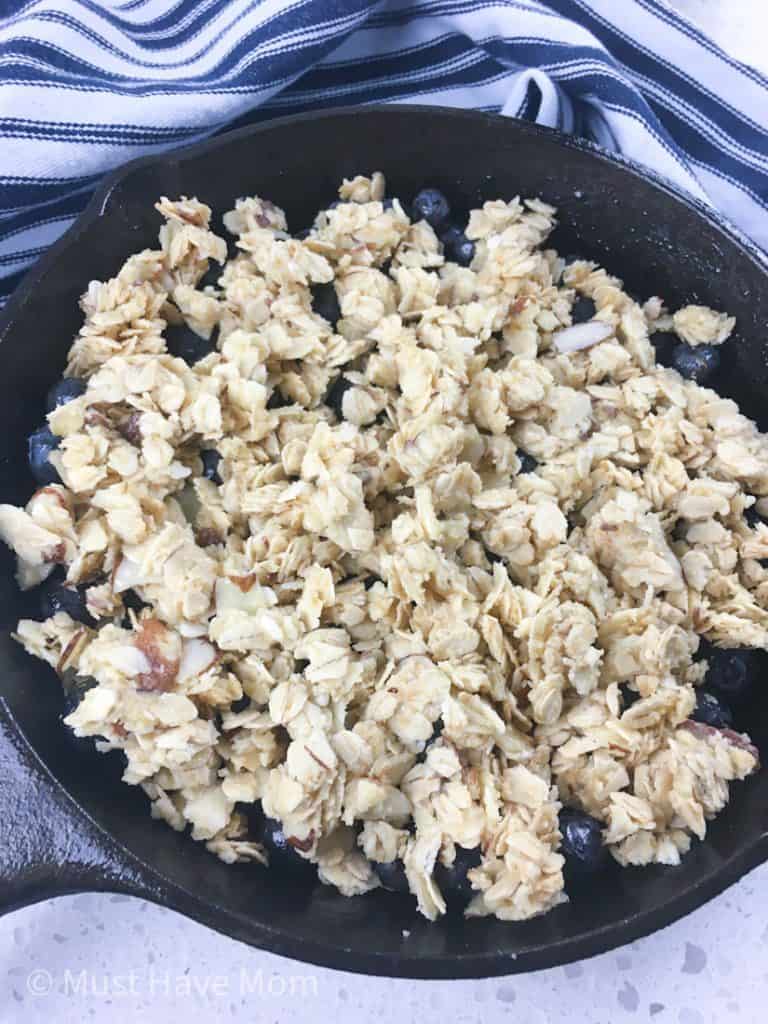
[135,618,181,692]
[113,555,143,593]
[178,637,218,681]
[553,320,613,353]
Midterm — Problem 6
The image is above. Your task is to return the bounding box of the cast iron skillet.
[1,106,767,979]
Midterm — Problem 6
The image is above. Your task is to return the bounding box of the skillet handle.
[0,700,148,914]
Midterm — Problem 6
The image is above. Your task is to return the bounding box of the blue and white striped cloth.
[1,0,767,306]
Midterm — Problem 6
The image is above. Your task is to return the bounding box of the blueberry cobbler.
[0,172,762,921]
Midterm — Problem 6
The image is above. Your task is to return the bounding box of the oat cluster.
[1,172,763,922]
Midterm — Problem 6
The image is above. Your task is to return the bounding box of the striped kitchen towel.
[1,0,767,305]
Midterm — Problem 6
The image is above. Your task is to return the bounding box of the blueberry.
[651,331,677,367]
[517,450,538,474]
[200,449,222,485]
[411,188,450,230]
[229,694,250,714]
[197,262,222,291]
[294,227,311,241]
[434,845,481,900]
[121,589,149,624]
[61,675,97,719]
[46,377,86,412]
[620,683,641,711]
[259,816,315,872]
[325,374,351,419]
[705,647,755,703]
[441,225,475,267]
[166,323,217,364]
[671,343,721,384]
[372,858,409,893]
[691,689,733,729]
[40,579,93,624]
[382,198,395,211]
[559,808,608,876]
[417,718,444,762]
[311,282,341,325]
[60,674,99,753]
[745,501,763,529]
[570,295,596,324]
[267,389,291,410]
[484,547,504,566]
[28,424,61,486]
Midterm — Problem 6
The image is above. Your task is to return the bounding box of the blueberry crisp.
[0,172,762,922]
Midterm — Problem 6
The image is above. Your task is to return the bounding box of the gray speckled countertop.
[3,865,768,1022]
[3,3,768,1022]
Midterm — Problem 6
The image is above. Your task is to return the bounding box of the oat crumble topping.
[1,173,762,922]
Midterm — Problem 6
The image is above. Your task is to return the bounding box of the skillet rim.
[3,104,767,343]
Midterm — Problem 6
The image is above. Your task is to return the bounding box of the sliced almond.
[135,618,181,692]
[178,637,218,681]
[553,321,613,353]
[113,555,142,593]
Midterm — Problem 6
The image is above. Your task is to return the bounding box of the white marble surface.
[3,864,768,1023]
[3,2,768,1022]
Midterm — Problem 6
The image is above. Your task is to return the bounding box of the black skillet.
[1,106,767,979]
